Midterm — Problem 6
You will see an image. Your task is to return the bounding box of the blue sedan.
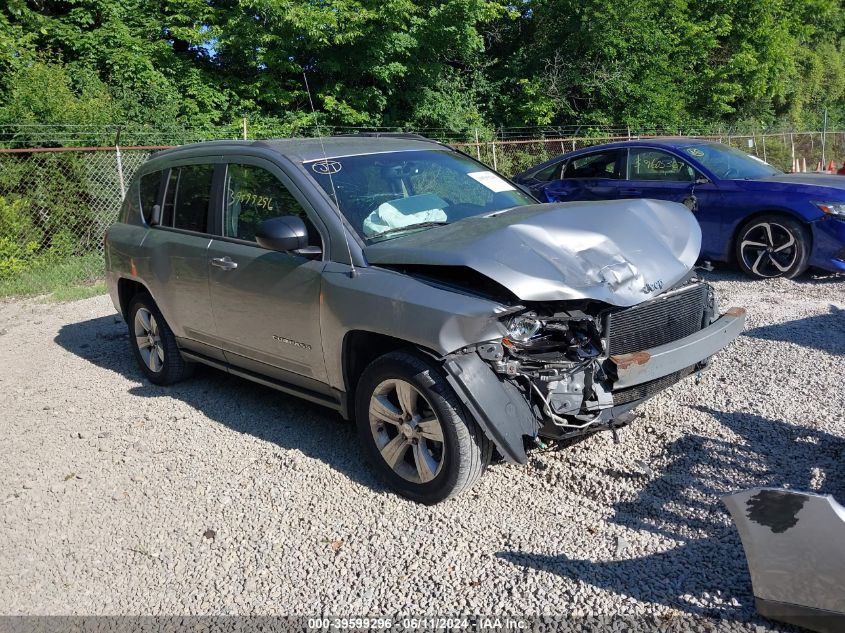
[513,139,845,279]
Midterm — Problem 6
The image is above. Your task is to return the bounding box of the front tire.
[128,293,194,385]
[735,214,810,279]
[355,351,492,504]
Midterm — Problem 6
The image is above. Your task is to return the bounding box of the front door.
[625,148,723,256]
[206,159,329,386]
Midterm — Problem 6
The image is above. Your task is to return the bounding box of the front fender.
[443,352,539,464]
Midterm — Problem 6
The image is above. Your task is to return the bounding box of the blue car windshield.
[305,149,535,242]
[683,143,782,180]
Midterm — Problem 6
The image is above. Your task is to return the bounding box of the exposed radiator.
[606,283,709,356]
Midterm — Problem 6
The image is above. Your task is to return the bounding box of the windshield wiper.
[370,221,450,240]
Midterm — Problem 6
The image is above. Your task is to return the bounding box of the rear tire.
[355,351,492,504]
[735,214,810,279]
[127,293,194,385]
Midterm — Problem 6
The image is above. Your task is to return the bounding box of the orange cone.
[816,161,823,172]
[828,160,836,173]
[802,157,807,172]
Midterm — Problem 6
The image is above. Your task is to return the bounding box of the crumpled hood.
[364,199,701,307]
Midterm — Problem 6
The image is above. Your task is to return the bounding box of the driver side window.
[628,149,695,182]
[224,164,320,246]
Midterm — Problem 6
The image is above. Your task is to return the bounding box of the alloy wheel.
[133,307,165,373]
[368,379,445,484]
[739,222,798,278]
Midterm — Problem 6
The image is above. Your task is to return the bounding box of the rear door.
[625,148,723,254]
[541,149,626,202]
[206,157,330,387]
[140,160,224,360]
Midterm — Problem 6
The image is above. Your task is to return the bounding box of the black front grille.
[612,365,696,405]
[606,283,709,356]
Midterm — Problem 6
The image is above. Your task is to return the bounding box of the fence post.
[491,141,497,171]
[474,128,481,161]
[115,127,125,199]
[821,108,828,168]
[242,117,248,140]
[790,133,795,172]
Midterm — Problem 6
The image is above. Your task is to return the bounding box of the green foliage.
[1,0,843,135]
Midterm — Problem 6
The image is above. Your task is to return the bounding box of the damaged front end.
[444,278,746,463]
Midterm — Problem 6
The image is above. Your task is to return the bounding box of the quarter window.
[628,149,695,182]
[531,160,566,182]
[139,172,162,224]
[562,150,624,179]
[223,164,319,246]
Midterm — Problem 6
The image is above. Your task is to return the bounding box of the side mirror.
[695,177,711,185]
[256,216,309,252]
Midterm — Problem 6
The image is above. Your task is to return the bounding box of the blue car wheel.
[735,214,810,279]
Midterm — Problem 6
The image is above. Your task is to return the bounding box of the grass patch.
[47,281,107,302]
[0,253,104,298]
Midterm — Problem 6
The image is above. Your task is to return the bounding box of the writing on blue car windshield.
[306,150,535,242]
[684,144,782,180]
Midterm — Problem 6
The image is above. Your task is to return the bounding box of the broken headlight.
[505,313,543,342]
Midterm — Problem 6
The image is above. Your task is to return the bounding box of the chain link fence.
[0,147,153,296]
[1,131,844,296]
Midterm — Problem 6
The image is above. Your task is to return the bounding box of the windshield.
[683,143,782,180]
[305,149,535,242]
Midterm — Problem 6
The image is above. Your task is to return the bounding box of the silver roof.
[154,136,445,163]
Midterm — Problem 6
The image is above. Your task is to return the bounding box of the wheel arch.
[729,208,813,263]
[342,330,441,412]
[117,278,153,320]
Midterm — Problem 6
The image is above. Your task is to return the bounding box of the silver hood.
[364,199,701,307]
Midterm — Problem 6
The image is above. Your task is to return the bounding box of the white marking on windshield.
[467,171,516,192]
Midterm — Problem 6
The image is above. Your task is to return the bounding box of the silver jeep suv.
[105,135,745,503]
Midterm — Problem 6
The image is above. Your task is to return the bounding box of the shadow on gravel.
[744,304,845,355]
[55,315,384,493]
[498,406,845,620]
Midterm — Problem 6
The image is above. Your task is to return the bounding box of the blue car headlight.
[814,202,845,218]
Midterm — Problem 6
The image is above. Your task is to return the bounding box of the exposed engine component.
[485,309,612,431]
[480,280,719,437]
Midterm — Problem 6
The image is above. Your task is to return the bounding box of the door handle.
[211,256,238,271]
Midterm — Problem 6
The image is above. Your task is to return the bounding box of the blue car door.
[541,148,626,202]
[624,147,723,258]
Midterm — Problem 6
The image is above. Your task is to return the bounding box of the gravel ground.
[0,270,843,627]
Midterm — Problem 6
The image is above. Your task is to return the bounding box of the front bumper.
[609,307,746,389]
[809,217,845,273]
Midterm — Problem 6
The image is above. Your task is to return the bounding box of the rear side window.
[139,172,162,224]
[160,164,215,232]
[563,150,624,179]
